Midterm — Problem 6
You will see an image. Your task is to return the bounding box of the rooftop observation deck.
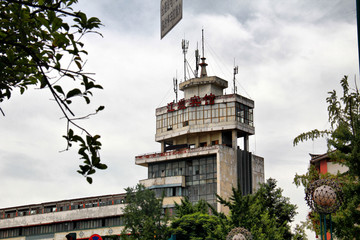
[155,94,255,142]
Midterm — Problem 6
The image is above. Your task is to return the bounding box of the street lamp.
[305,179,343,240]
[226,227,252,240]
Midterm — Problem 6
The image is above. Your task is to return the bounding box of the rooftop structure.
[135,51,264,213]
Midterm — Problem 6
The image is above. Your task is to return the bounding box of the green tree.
[170,199,228,240]
[218,178,297,240]
[293,76,360,239]
[291,222,309,240]
[170,212,226,240]
[0,0,106,183]
[173,197,209,217]
[294,76,360,177]
[122,184,169,240]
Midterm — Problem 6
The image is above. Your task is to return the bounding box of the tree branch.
[5,0,79,17]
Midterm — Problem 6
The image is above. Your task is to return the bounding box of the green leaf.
[68,129,74,138]
[40,76,47,88]
[96,106,105,112]
[93,84,103,89]
[86,177,93,184]
[75,60,82,70]
[88,169,96,175]
[72,135,85,144]
[96,163,107,170]
[84,96,90,104]
[92,156,100,166]
[53,85,64,95]
[66,88,82,98]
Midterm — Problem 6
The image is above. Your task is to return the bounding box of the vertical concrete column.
[232,130,237,149]
[195,135,200,148]
[161,141,165,153]
[207,133,211,146]
[244,135,249,152]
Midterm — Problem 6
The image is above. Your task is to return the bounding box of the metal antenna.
[182,39,189,81]
[173,74,178,102]
[195,42,200,78]
[202,29,205,58]
[199,29,208,77]
[233,59,238,94]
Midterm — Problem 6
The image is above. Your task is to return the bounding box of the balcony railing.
[135,144,221,160]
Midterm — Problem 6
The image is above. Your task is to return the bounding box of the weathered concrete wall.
[217,146,237,214]
[140,176,185,188]
[252,154,264,192]
[156,120,254,142]
[0,204,124,229]
[179,76,228,99]
[162,196,183,208]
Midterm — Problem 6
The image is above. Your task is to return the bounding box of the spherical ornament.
[232,233,246,240]
[313,185,336,207]
[226,227,252,240]
[305,178,343,214]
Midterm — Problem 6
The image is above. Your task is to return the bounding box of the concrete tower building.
[135,57,264,213]
[0,40,264,239]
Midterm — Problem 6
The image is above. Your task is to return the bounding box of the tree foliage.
[218,178,297,240]
[292,222,309,240]
[173,197,209,217]
[121,184,169,240]
[170,198,228,240]
[293,76,360,239]
[0,0,106,183]
[294,76,360,177]
[170,212,226,240]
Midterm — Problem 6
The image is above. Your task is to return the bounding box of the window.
[199,142,207,147]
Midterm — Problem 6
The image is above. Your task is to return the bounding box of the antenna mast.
[199,29,208,77]
[233,59,238,94]
[202,29,206,58]
[195,42,200,78]
[173,75,178,102]
[182,39,189,81]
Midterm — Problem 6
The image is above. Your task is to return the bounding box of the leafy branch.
[0,0,106,183]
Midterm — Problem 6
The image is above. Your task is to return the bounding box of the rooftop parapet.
[179,76,228,99]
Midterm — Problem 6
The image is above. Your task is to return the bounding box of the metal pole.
[330,214,333,240]
[357,0,360,75]
[320,213,324,240]
[323,214,327,240]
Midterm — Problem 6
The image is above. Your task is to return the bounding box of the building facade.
[135,67,264,213]
[309,152,348,175]
[0,51,264,240]
[0,194,126,239]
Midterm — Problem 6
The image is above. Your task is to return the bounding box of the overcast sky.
[0,0,358,239]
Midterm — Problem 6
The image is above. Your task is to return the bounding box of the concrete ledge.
[140,176,185,188]
[0,204,125,229]
[135,145,220,166]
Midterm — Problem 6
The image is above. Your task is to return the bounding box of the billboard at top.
[161,0,183,39]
